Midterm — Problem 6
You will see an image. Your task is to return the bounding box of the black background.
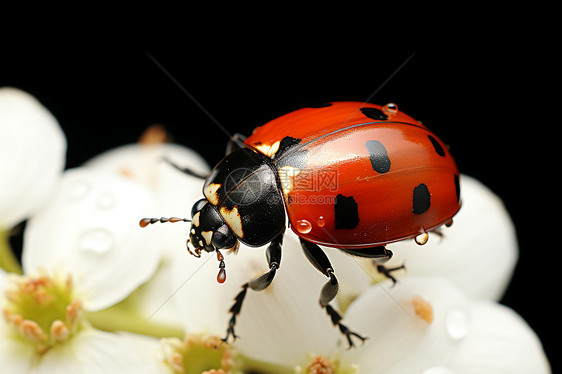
[2,27,556,371]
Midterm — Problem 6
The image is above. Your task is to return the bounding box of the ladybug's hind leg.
[299,238,366,348]
[223,233,283,343]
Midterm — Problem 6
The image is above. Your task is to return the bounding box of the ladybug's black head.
[188,198,239,258]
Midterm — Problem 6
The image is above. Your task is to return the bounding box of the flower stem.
[85,287,184,339]
[0,228,23,274]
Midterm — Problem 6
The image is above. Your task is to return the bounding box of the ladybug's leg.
[299,238,366,348]
[343,246,405,285]
[223,233,283,343]
[162,157,208,179]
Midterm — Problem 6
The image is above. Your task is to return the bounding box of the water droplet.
[96,192,116,209]
[415,231,429,245]
[317,216,325,228]
[68,180,90,201]
[78,229,114,254]
[295,219,312,234]
[382,103,398,115]
[422,367,456,374]
[446,307,470,340]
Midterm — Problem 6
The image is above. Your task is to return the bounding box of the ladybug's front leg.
[223,232,283,343]
[299,238,366,348]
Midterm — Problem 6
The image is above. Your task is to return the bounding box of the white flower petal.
[448,301,550,374]
[342,277,470,373]
[0,87,66,229]
[85,142,209,258]
[385,174,518,300]
[0,327,35,374]
[130,256,184,328]
[36,329,164,374]
[23,168,161,311]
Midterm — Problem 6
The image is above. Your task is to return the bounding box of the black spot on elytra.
[274,136,308,169]
[360,107,388,121]
[454,174,461,202]
[428,135,446,157]
[334,194,359,229]
[413,183,431,214]
[274,136,302,159]
[365,140,391,173]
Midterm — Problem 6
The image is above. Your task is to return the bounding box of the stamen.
[160,334,237,373]
[3,274,84,354]
[411,295,433,324]
[20,320,48,343]
[138,124,169,145]
[307,356,335,374]
[50,320,69,342]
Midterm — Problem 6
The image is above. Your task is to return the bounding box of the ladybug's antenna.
[139,217,191,228]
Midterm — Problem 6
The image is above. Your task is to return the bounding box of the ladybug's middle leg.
[223,232,283,343]
[299,238,366,348]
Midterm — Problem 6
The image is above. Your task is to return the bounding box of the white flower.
[0,87,66,229]
[0,267,163,374]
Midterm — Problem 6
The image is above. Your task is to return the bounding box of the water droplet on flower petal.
[317,216,325,228]
[422,367,456,374]
[446,307,470,340]
[295,219,312,234]
[78,228,114,254]
[67,180,90,201]
[96,192,116,209]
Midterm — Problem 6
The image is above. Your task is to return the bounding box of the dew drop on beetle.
[295,219,312,234]
[382,102,398,115]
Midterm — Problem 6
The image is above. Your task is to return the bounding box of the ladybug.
[141,101,461,347]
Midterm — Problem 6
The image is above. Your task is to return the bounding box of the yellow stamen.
[2,273,84,354]
[307,356,335,374]
[161,333,238,374]
[411,295,433,324]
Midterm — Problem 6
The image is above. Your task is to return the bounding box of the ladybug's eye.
[212,224,237,249]
[191,198,208,217]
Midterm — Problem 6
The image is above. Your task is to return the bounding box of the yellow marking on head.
[219,206,244,238]
[204,183,221,205]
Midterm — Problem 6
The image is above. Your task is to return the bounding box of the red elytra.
[245,101,461,249]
